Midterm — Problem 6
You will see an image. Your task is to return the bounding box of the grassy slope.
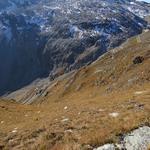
[0,31,150,149]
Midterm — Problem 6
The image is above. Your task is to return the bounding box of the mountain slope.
[0,0,150,95]
[5,30,150,104]
[1,30,150,150]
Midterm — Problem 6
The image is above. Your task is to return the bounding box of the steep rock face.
[0,13,47,94]
[0,0,38,10]
[0,0,150,95]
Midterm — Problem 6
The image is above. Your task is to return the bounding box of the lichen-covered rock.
[124,126,150,150]
[94,126,150,150]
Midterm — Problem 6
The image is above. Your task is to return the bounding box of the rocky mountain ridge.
[0,0,150,95]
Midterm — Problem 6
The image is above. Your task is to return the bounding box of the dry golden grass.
[0,31,150,149]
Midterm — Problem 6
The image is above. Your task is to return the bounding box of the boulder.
[133,56,144,64]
